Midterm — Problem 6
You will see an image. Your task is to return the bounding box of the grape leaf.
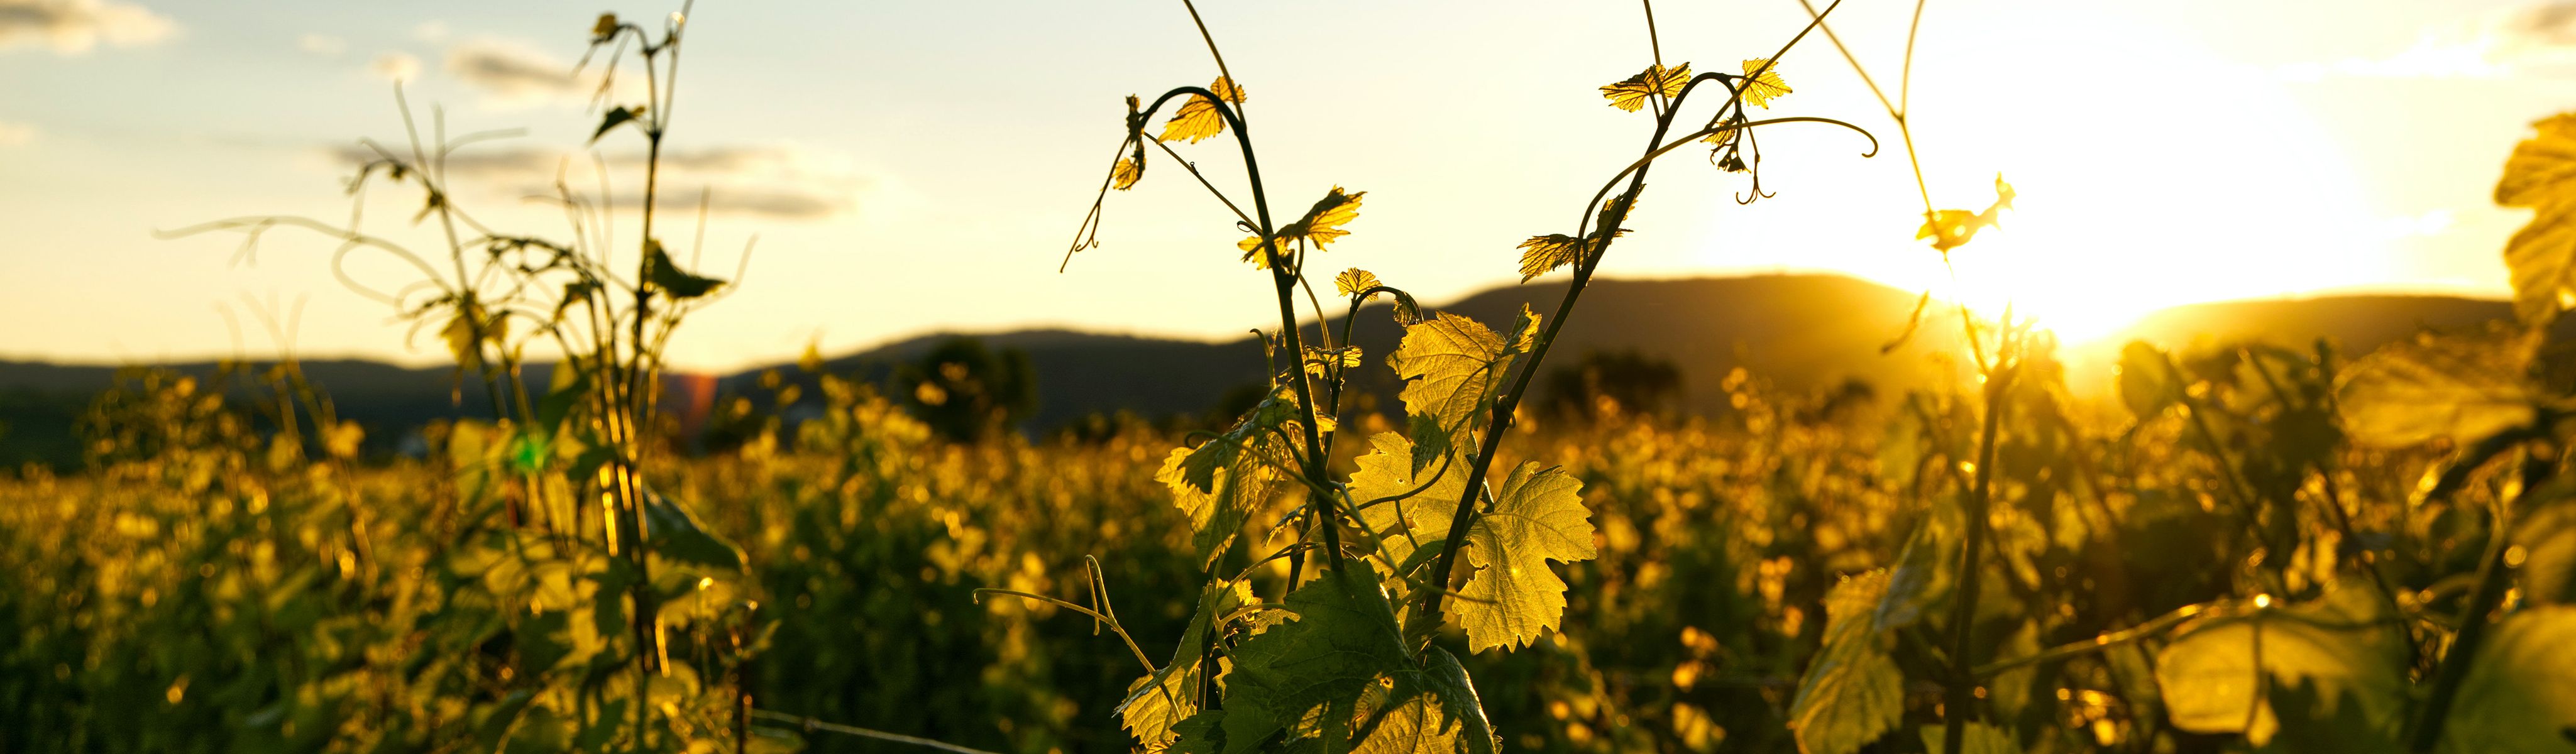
[1159,390,1299,567]
[1238,187,1366,267]
[1350,650,1497,754]
[1218,566,1412,754]
[1120,581,1256,749]
[1348,432,1469,573]
[1918,723,2020,754]
[1917,177,2015,253]
[2118,341,2184,421]
[1162,76,1247,144]
[1518,197,1634,281]
[642,239,724,299]
[639,485,746,572]
[2441,605,2576,753]
[1387,307,1539,440]
[1788,570,1904,754]
[1336,268,1383,298]
[1451,462,1596,653]
[1874,504,1956,632]
[1739,58,1793,108]
[2152,584,2407,746]
[2335,327,2539,449]
[1600,63,1691,113]
[2496,112,2576,327]
[1114,143,1145,190]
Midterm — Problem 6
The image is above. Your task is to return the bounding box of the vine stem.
[2406,442,2546,751]
[1412,0,1854,637]
[1944,358,2014,754]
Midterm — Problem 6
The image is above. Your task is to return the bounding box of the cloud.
[412,20,446,43]
[370,51,419,82]
[0,121,34,146]
[0,0,176,54]
[297,33,343,57]
[322,143,867,221]
[440,37,643,109]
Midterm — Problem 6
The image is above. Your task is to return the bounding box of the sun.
[1874,5,2395,349]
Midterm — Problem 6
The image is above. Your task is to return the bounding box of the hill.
[0,275,2537,468]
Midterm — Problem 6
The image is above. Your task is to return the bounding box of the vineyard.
[8,1,2576,753]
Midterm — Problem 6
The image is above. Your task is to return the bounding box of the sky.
[3,0,2573,371]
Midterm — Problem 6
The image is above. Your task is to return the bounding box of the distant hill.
[0,274,2538,469]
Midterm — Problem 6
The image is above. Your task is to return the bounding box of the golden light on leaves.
[1111,153,1143,191]
[1917,176,2016,253]
[1737,58,1792,108]
[1335,268,1382,298]
[1453,462,1596,653]
[2496,113,2576,327]
[1600,63,1691,113]
[1238,187,1365,266]
[1517,235,1587,282]
[1159,76,1247,144]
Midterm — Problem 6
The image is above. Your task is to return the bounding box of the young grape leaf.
[1738,58,1793,108]
[1162,76,1247,144]
[1238,187,1366,266]
[1218,566,1412,754]
[2441,605,2576,753]
[1302,346,1363,376]
[1516,235,1587,282]
[1158,422,1295,569]
[642,239,725,299]
[2335,327,2539,448]
[1120,581,1255,749]
[2118,341,2184,421]
[1387,307,1538,440]
[1600,62,1692,113]
[1917,723,2020,754]
[2495,112,2576,327]
[1113,145,1145,190]
[2152,584,2407,746]
[1874,504,1956,632]
[590,106,642,144]
[639,485,746,572]
[1918,177,2016,253]
[1788,570,1903,754]
[1451,462,1597,653]
[1347,432,1469,572]
[1336,268,1384,298]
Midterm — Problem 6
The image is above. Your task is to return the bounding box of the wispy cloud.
[323,143,869,221]
[440,37,641,109]
[0,121,35,146]
[297,33,343,57]
[2276,3,2576,83]
[370,51,419,83]
[0,0,175,54]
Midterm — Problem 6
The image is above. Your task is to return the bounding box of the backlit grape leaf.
[1219,566,1412,754]
[1239,187,1366,267]
[1353,652,1497,754]
[2118,341,2184,421]
[1302,346,1362,377]
[1452,462,1596,653]
[1120,581,1256,749]
[1874,504,1956,632]
[1917,177,2015,253]
[1348,432,1468,572]
[1600,62,1692,113]
[1739,58,1793,108]
[2441,605,2576,753]
[1113,143,1145,190]
[1516,235,1587,282]
[1159,391,1298,567]
[1788,570,1903,754]
[2335,327,2539,448]
[1519,197,1633,281]
[2496,112,2576,327]
[1162,76,1247,144]
[2152,584,2407,746]
[1918,723,2020,754]
[1387,307,1539,439]
[642,239,725,298]
[1336,268,1383,298]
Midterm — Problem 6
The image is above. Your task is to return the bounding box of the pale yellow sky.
[1,0,2570,371]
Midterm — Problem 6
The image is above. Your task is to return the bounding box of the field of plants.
[9,1,2576,753]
